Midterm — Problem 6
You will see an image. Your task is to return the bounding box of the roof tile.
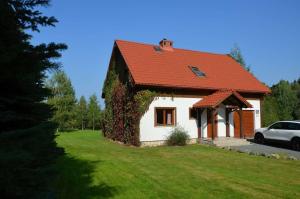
[115,40,270,93]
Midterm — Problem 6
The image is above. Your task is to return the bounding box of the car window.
[269,122,283,129]
[286,122,300,130]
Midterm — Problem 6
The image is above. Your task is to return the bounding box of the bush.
[166,126,190,146]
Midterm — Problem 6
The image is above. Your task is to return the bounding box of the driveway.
[230,141,300,159]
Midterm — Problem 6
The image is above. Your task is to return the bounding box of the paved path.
[230,142,300,159]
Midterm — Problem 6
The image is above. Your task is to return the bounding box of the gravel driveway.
[230,142,300,159]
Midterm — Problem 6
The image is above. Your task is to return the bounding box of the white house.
[102,39,270,146]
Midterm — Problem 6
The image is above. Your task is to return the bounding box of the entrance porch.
[193,90,254,140]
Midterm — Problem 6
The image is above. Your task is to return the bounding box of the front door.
[234,110,254,138]
[233,111,241,138]
[207,109,218,138]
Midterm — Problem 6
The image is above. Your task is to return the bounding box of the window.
[269,122,290,130]
[189,66,206,77]
[155,108,176,126]
[286,122,300,130]
[189,108,197,119]
[269,122,284,129]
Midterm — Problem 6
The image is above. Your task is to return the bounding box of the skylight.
[189,66,206,77]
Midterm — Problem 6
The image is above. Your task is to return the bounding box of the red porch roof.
[193,90,253,108]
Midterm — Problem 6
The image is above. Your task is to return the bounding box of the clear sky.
[31,0,300,106]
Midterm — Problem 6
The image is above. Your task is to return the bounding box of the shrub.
[166,126,190,146]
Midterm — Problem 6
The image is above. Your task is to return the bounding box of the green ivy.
[102,65,156,146]
[102,66,118,138]
[134,90,156,116]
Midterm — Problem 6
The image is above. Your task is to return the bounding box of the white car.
[254,121,300,151]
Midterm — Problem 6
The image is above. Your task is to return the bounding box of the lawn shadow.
[54,155,119,199]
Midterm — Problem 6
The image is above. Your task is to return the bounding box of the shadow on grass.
[54,155,119,199]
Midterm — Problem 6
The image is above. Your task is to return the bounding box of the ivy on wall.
[102,67,118,138]
[102,65,156,146]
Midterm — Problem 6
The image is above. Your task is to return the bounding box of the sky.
[31,0,300,106]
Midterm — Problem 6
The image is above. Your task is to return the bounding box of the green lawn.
[54,131,300,199]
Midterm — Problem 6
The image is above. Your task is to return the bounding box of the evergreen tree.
[76,96,88,130]
[0,0,67,132]
[0,1,66,197]
[47,71,76,131]
[272,80,298,121]
[229,44,250,71]
[87,94,101,131]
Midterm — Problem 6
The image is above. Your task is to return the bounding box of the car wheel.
[291,138,300,151]
[254,133,264,144]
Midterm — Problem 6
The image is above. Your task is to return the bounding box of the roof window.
[189,66,206,77]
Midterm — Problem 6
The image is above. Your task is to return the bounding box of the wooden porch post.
[196,108,202,142]
[211,108,215,140]
[225,109,229,137]
[238,109,244,138]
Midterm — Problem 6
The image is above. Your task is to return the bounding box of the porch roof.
[193,90,253,108]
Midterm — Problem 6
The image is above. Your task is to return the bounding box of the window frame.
[154,107,176,127]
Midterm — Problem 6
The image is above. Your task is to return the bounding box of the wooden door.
[242,110,254,138]
[233,111,240,138]
[234,110,254,138]
[207,109,218,138]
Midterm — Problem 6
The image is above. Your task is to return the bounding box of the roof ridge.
[115,39,228,57]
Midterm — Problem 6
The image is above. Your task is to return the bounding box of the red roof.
[115,40,270,93]
[193,90,253,108]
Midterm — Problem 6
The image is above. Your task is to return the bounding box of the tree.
[87,94,101,131]
[262,96,280,126]
[0,0,67,132]
[0,0,66,197]
[229,44,250,71]
[76,96,88,130]
[47,71,76,131]
[272,80,298,121]
[291,78,300,119]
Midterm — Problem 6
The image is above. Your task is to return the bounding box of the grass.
[54,130,300,199]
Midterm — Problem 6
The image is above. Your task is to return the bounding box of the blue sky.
[31,0,300,106]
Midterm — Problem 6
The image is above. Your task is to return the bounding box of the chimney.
[159,38,174,51]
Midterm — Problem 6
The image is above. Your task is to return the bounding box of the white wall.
[217,104,226,137]
[139,96,261,142]
[139,96,201,142]
[201,109,207,138]
[244,99,261,129]
[229,112,234,137]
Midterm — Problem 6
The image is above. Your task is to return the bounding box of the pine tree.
[76,96,88,130]
[0,0,67,132]
[47,71,76,131]
[229,44,251,71]
[87,94,101,131]
[0,1,66,197]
